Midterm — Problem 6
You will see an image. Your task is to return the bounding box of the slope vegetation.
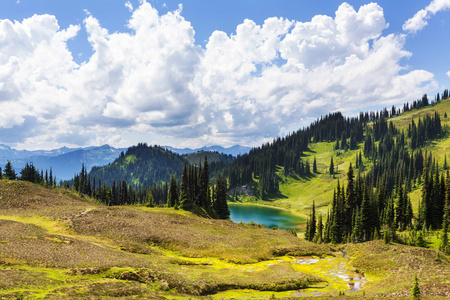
[0,180,332,298]
[237,98,450,221]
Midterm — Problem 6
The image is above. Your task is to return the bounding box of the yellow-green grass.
[343,240,450,298]
[389,97,450,130]
[0,180,334,298]
[238,141,371,219]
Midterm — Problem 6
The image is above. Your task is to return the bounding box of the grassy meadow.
[0,180,338,299]
[1,179,450,298]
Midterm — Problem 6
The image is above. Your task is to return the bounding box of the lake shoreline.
[228,202,310,219]
[228,202,308,231]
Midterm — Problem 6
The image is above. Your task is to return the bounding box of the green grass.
[0,180,334,298]
[343,240,450,298]
[238,141,370,218]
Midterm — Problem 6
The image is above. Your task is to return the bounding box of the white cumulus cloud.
[191,2,434,146]
[403,0,450,33]
[0,2,438,149]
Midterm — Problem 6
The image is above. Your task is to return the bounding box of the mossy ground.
[2,181,448,298]
[0,180,335,299]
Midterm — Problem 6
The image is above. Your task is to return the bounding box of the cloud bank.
[0,1,436,149]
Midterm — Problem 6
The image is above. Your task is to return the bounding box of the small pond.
[228,203,306,231]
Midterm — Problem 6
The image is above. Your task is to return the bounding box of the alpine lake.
[228,203,306,231]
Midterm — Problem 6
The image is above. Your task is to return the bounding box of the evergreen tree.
[3,161,16,180]
[119,179,128,204]
[329,157,334,176]
[308,201,316,241]
[412,274,421,300]
[146,191,154,207]
[315,214,323,243]
[340,131,347,150]
[49,168,53,187]
[20,162,40,183]
[214,175,230,219]
[353,207,364,242]
[419,152,431,228]
[179,162,193,210]
[313,156,317,173]
[112,180,117,205]
[395,179,407,230]
[345,164,355,233]
[167,173,178,208]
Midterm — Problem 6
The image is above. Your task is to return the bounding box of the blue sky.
[0,0,449,150]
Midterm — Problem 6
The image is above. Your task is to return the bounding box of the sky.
[0,0,450,150]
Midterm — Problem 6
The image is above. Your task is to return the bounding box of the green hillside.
[89,143,186,189]
[235,98,450,221]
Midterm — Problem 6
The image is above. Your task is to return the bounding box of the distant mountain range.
[0,144,251,180]
[164,145,251,156]
[0,144,127,181]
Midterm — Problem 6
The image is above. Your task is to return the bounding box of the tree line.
[1,160,57,188]
[70,157,230,220]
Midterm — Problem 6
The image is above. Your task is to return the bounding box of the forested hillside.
[225,93,444,200]
[89,144,185,189]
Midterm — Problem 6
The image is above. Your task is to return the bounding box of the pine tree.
[313,156,317,173]
[412,274,421,299]
[345,164,355,233]
[352,207,364,242]
[119,179,128,204]
[340,131,347,150]
[179,162,193,210]
[315,214,323,243]
[304,218,310,241]
[395,179,406,230]
[324,210,331,243]
[214,175,230,219]
[3,161,16,180]
[330,157,334,176]
[49,168,53,187]
[167,173,178,208]
[146,191,154,207]
[309,201,316,241]
[419,152,431,228]
[405,196,413,229]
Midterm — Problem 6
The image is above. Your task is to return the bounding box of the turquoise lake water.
[228,203,306,230]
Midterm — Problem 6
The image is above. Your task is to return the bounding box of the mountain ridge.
[0,143,249,181]
[164,144,251,156]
